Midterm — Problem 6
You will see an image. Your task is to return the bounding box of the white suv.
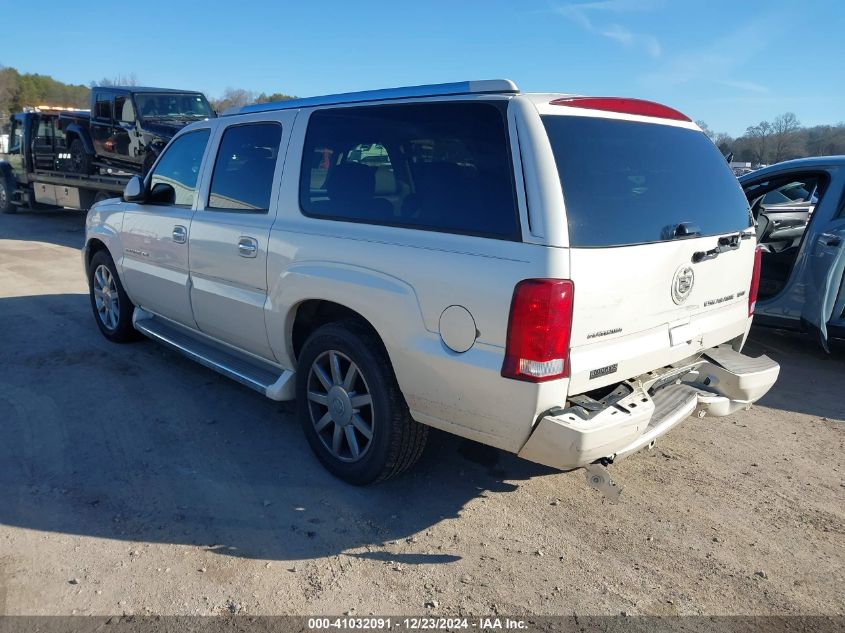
[84,79,779,488]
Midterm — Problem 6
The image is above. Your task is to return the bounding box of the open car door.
[802,219,845,350]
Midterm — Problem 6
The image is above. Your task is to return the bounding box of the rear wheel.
[69,139,94,175]
[0,172,16,214]
[296,321,428,485]
[87,250,139,343]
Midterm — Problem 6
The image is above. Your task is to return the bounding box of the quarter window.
[299,102,520,240]
[94,95,112,120]
[149,129,210,207]
[207,123,282,212]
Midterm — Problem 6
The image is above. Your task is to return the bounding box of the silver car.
[83,79,779,490]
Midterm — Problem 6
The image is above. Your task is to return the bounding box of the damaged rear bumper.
[518,345,780,471]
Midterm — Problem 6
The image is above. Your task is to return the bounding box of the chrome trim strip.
[134,318,269,395]
[226,79,519,115]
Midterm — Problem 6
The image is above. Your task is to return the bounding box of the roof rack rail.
[224,79,519,116]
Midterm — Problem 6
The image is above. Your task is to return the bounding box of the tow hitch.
[585,462,622,503]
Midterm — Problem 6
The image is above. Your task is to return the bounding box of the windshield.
[135,93,214,121]
[542,116,752,247]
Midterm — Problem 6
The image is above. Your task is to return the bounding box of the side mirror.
[123,176,145,202]
[149,182,176,205]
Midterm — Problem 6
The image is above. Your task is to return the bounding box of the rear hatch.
[541,109,755,394]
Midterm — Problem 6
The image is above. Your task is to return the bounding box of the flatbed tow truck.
[0,107,130,213]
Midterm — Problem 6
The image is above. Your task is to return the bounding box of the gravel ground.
[0,208,843,617]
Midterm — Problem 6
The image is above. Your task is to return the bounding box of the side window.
[299,102,520,239]
[747,175,826,217]
[36,118,53,144]
[149,129,210,207]
[115,96,135,124]
[207,122,282,212]
[744,173,828,257]
[9,119,23,152]
[94,95,112,121]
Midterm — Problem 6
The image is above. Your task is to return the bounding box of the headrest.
[327,162,376,202]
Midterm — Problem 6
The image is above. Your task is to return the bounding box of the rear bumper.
[517,345,780,470]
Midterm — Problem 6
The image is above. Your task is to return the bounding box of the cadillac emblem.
[671,265,695,305]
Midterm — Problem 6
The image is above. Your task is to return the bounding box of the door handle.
[820,233,842,247]
[172,225,187,244]
[238,236,258,258]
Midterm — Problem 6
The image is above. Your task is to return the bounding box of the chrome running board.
[132,308,295,401]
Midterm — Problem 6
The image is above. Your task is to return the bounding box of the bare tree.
[745,121,773,164]
[770,112,801,162]
[714,132,733,156]
[695,120,714,140]
[92,73,139,87]
[210,87,255,112]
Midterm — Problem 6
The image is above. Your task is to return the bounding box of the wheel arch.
[84,237,110,270]
[269,262,427,377]
[84,217,124,274]
[290,300,385,362]
[65,124,94,155]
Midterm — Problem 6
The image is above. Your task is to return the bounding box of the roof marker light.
[549,97,691,122]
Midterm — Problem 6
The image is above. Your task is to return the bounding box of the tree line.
[698,114,845,166]
[0,66,295,131]
[0,66,90,116]
[209,87,296,113]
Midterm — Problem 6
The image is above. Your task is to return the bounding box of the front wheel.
[296,321,428,485]
[87,250,139,343]
[0,171,16,213]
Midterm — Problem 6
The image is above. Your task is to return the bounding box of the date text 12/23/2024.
[307,617,528,630]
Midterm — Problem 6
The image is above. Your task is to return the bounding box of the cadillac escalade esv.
[83,79,780,491]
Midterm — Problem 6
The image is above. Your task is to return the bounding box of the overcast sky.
[4,0,844,136]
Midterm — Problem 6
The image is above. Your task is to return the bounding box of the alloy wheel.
[92,264,120,330]
[306,350,374,462]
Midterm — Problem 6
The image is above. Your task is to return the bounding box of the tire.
[69,138,94,175]
[87,250,140,343]
[0,171,16,214]
[296,320,428,485]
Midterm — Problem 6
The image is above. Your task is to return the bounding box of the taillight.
[549,96,691,122]
[749,246,762,316]
[502,279,574,382]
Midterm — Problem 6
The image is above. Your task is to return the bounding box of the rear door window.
[542,116,752,247]
[300,102,520,240]
[207,122,282,212]
[115,96,135,124]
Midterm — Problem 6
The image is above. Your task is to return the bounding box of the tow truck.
[0,107,129,213]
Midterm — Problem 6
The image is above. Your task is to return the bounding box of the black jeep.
[60,86,216,176]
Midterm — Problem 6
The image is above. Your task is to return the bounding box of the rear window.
[542,116,752,247]
[300,102,520,240]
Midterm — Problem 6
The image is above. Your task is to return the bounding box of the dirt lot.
[0,208,843,618]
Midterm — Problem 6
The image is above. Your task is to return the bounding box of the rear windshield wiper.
[670,222,702,239]
[692,232,744,263]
